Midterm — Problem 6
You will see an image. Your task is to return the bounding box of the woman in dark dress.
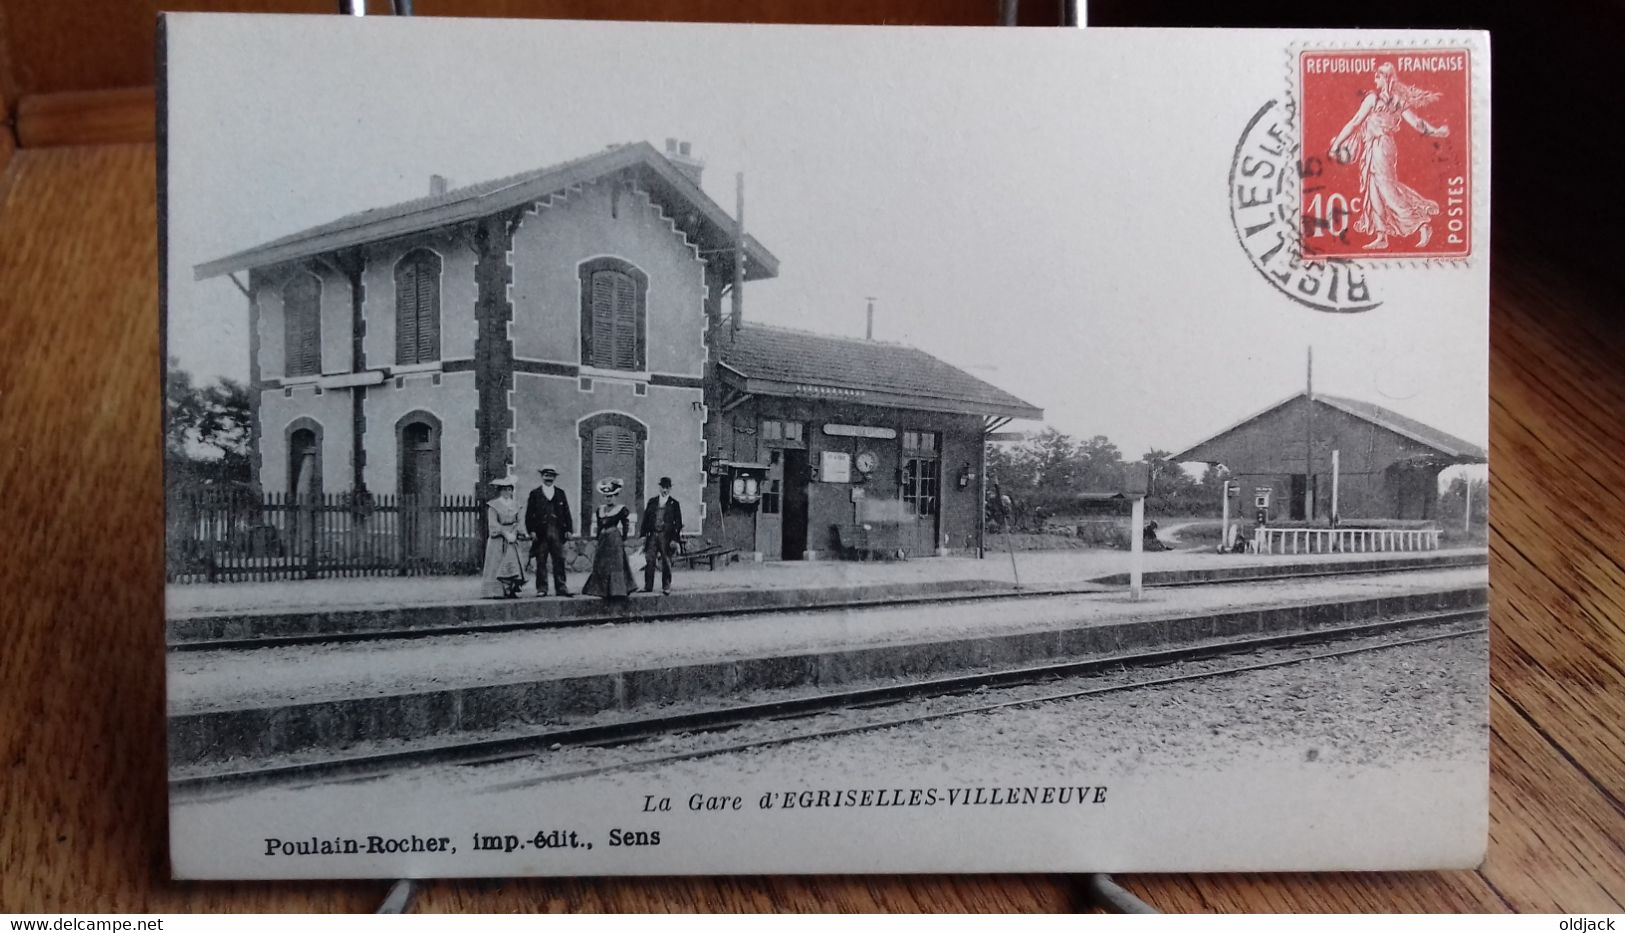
[582,478,637,601]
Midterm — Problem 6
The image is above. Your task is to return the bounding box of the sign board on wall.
[823,424,897,440]
[820,451,852,483]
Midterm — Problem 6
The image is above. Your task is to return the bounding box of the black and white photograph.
[161,16,1490,878]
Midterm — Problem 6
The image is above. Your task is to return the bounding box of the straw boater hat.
[595,478,624,496]
[538,464,560,478]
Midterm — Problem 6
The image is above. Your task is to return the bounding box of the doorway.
[902,431,941,556]
[754,451,784,559]
[287,424,321,556]
[399,416,441,562]
[1288,473,1317,521]
[781,448,810,560]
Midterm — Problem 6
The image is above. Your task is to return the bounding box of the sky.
[164,18,1489,461]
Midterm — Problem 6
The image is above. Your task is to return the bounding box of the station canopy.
[718,323,1043,422]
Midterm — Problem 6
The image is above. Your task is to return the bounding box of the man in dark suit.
[639,476,683,595]
[524,465,574,596]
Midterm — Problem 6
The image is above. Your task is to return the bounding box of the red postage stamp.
[1299,48,1472,259]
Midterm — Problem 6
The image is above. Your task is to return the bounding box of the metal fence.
[166,490,484,583]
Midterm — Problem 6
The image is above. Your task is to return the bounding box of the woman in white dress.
[479,475,528,599]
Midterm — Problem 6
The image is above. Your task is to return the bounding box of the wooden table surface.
[1,5,1622,914]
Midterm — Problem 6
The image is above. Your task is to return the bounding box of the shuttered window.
[579,258,646,371]
[283,273,322,376]
[395,249,442,365]
[580,415,646,530]
[593,425,639,460]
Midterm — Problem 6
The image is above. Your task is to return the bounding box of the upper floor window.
[283,272,322,377]
[578,257,647,372]
[903,430,938,454]
[759,419,804,445]
[395,249,442,366]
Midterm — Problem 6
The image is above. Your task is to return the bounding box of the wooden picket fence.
[166,490,483,583]
[1251,524,1441,555]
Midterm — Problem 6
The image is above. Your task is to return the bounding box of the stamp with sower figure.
[1299,49,1472,259]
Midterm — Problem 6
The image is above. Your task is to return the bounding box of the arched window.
[578,258,647,371]
[394,249,442,365]
[283,272,323,376]
[577,412,647,531]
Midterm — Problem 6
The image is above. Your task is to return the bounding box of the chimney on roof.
[865,298,876,340]
[429,174,450,196]
[663,138,705,186]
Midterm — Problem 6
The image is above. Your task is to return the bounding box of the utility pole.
[731,171,744,339]
[1304,346,1314,522]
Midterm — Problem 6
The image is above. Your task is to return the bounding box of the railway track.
[170,605,1487,799]
[168,553,1486,652]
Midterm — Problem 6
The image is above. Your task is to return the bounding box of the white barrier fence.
[1253,525,1441,555]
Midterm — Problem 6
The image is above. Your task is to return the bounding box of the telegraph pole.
[1304,346,1314,521]
[731,171,744,339]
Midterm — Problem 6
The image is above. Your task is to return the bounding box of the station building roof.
[195,141,778,282]
[718,323,1043,422]
[1172,391,1487,464]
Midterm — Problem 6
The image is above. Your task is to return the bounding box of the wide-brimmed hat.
[490,475,517,487]
[538,464,560,478]
[595,478,624,496]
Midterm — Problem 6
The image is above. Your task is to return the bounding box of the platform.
[165,548,1489,646]
[168,566,1488,771]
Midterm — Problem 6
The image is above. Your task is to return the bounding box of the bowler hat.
[658,476,673,489]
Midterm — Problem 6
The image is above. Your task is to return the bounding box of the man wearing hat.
[638,476,684,595]
[524,465,574,596]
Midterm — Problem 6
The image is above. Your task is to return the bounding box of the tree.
[1434,474,1488,538]
[1074,435,1125,493]
[166,359,253,492]
[1028,428,1080,491]
[1143,448,1203,513]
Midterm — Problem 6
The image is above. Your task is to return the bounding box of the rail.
[171,606,1485,795]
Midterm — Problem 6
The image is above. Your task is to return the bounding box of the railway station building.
[197,140,777,537]
[197,138,1040,559]
[704,324,1041,560]
[1171,392,1487,522]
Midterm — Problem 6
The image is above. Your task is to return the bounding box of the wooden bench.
[676,538,738,570]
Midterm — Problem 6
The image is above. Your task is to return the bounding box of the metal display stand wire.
[331,0,1149,913]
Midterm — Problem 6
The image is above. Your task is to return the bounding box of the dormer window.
[394,248,442,365]
[578,257,647,372]
[283,272,322,377]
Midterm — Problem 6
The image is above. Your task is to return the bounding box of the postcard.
[161,15,1490,878]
